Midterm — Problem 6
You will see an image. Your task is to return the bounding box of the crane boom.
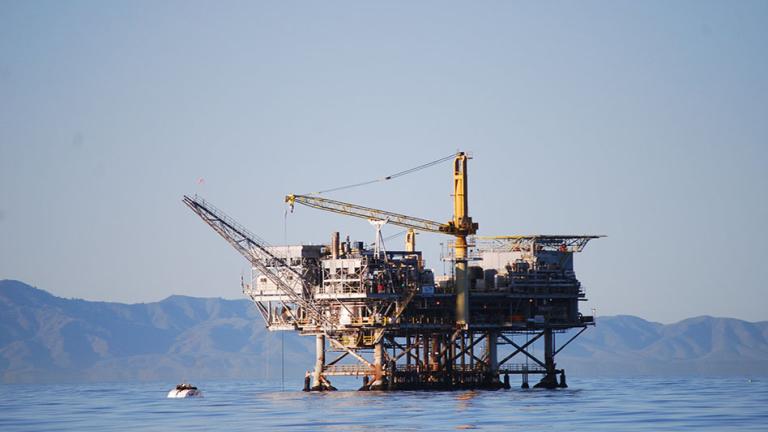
[286,194,452,234]
[286,151,477,327]
[182,194,334,330]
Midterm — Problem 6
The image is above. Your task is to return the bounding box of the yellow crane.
[285,151,477,326]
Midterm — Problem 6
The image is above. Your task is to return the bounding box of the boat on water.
[167,383,203,398]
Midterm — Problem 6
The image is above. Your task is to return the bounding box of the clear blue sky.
[1,1,766,323]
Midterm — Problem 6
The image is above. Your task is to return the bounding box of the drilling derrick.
[184,151,602,391]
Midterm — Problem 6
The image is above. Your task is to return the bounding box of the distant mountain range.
[0,280,313,384]
[556,314,768,377]
[1,279,766,384]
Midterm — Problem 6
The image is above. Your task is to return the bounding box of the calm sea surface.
[1,377,766,431]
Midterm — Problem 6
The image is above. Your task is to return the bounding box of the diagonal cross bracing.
[498,332,546,368]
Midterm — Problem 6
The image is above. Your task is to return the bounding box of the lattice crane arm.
[182,194,334,329]
[285,194,457,235]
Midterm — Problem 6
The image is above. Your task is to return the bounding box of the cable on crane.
[307,152,457,195]
[366,229,407,249]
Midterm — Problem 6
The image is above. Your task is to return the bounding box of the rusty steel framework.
[184,152,602,391]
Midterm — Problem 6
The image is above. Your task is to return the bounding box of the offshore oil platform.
[184,152,601,391]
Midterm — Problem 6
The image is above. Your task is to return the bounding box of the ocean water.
[1,377,766,431]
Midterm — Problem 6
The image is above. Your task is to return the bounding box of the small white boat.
[167,383,203,398]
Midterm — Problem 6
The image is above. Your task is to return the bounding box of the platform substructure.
[308,326,586,391]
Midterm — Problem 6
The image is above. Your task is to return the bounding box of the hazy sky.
[1,1,766,323]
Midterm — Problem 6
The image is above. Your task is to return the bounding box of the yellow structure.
[451,152,476,326]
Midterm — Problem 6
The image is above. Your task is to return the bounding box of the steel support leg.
[534,328,558,389]
[312,334,335,391]
[371,339,385,390]
[487,331,499,384]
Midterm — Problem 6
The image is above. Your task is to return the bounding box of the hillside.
[0,280,313,383]
[556,314,768,376]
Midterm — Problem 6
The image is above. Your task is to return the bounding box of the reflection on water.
[455,390,479,410]
[0,378,766,431]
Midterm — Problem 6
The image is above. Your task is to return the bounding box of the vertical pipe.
[445,334,453,385]
[452,153,473,326]
[487,331,499,383]
[373,339,384,387]
[405,228,416,252]
[455,236,469,326]
[534,327,557,389]
[406,228,422,269]
[460,331,466,382]
[449,333,456,377]
[430,335,439,370]
[469,332,474,370]
[388,359,396,390]
[544,328,554,373]
[406,334,412,367]
[331,232,340,259]
[414,334,420,371]
[312,334,325,390]
[453,154,469,231]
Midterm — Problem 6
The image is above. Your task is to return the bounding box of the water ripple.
[0,378,766,431]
